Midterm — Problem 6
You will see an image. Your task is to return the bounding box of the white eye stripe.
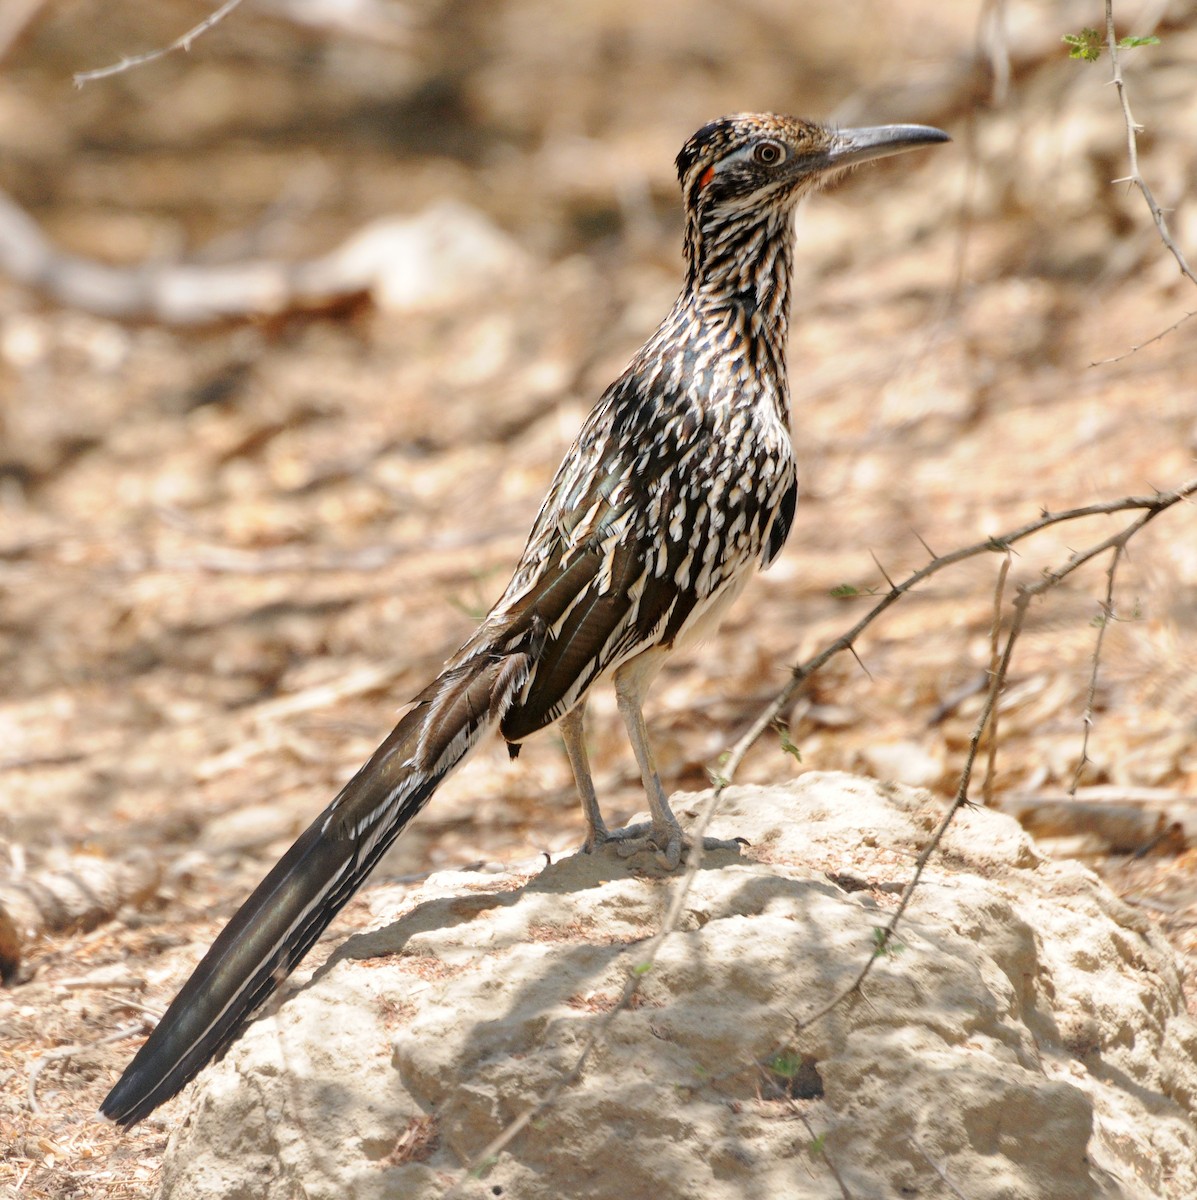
[708,139,790,179]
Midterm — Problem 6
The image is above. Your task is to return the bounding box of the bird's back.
[492,291,798,743]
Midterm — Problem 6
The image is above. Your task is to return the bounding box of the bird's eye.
[752,140,787,166]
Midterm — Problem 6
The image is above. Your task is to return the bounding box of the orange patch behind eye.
[698,165,715,190]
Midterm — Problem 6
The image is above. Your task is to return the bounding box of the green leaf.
[830,583,859,597]
[1062,28,1102,62]
[769,1051,802,1079]
[776,725,802,763]
[1118,35,1160,49]
[633,961,653,977]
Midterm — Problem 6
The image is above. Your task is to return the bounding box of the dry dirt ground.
[1,2,1195,1196]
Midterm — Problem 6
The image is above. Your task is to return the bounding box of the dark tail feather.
[101,633,539,1127]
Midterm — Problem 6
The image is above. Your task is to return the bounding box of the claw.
[593,820,739,871]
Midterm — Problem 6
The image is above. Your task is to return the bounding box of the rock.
[155,773,1197,1200]
[334,201,528,313]
[861,738,944,789]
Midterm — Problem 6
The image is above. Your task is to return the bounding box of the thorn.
[870,549,897,591]
[848,644,873,680]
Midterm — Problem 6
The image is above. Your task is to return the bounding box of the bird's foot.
[585,819,743,871]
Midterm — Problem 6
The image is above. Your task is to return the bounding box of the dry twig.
[909,1136,969,1200]
[73,0,246,87]
[26,1022,147,1114]
[1069,542,1124,795]
[771,479,1190,1045]
[981,551,1012,805]
[1092,0,1197,363]
[1103,0,1196,288]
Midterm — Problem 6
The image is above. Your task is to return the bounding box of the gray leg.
[559,703,610,852]
[610,650,745,870]
[613,654,684,868]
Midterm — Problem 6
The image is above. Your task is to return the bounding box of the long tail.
[101,627,540,1127]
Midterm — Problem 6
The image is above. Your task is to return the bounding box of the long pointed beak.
[826,124,950,169]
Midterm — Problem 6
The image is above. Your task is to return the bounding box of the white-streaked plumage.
[101,113,949,1127]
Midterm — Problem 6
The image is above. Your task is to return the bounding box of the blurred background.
[1,0,1195,1190]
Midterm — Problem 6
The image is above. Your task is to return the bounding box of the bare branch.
[1090,309,1197,366]
[981,551,1012,805]
[790,580,1029,1037]
[785,486,1189,1039]
[1069,543,1124,795]
[74,0,246,87]
[726,483,1196,751]
[909,1137,969,1200]
[1094,0,1197,361]
[1104,0,1195,287]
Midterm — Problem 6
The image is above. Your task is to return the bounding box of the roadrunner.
[102,113,948,1125]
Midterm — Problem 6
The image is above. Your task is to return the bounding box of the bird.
[101,112,949,1127]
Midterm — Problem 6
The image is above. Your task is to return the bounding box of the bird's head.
[677,112,949,217]
[675,112,949,282]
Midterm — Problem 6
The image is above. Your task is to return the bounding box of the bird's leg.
[613,659,683,868]
[560,701,655,852]
[611,654,742,870]
[559,703,609,851]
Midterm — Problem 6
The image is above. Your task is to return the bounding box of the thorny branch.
[714,485,1196,755]
[444,476,1196,1191]
[773,482,1189,1042]
[1069,542,1125,796]
[1104,0,1196,288]
[981,551,1012,805]
[1093,0,1197,363]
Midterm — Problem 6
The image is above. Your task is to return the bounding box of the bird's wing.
[487,385,737,742]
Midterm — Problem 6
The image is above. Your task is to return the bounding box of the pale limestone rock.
[156,773,1197,1200]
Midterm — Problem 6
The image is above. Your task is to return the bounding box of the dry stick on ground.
[0,184,509,324]
[443,477,1195,1192]
[73,0,246,86]
[0,184,385,324]
[26,1022,146,1115]
[1093,0,1197,363]
[0,852,161,983]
